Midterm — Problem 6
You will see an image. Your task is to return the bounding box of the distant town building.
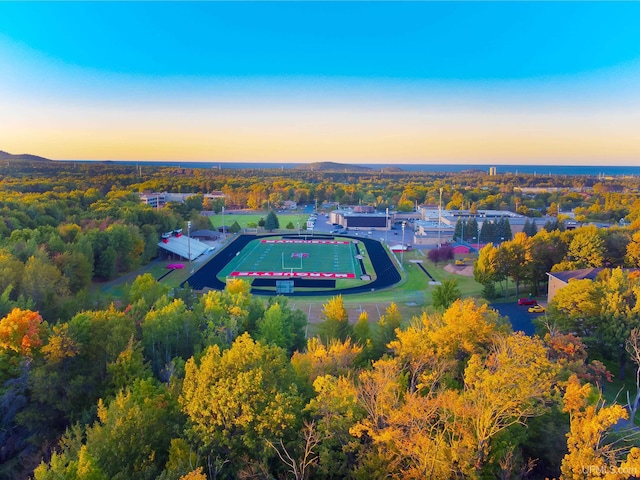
[283,200,297,209]
[489,166,497,176]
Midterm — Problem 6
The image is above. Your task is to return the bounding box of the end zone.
[231,271,356,279]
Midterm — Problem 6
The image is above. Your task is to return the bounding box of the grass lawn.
[209,212,310,230]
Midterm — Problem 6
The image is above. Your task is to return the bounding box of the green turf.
[218,237,362,278]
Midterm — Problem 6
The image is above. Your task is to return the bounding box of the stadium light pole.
[187,221,192,273]
[438,187,443,248]
[401,221,406,265]
[221,206,225,240]
[385,207,389,244]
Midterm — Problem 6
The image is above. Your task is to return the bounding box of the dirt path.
[443,263,475,277]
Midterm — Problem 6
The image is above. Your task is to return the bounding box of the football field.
[218,238,363,279]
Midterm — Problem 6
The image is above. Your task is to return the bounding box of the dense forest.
[2,160,640,479]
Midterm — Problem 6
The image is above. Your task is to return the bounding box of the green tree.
[371,302,403,359]
[265,210,280,231]
[128,273,170,308]
[431,279,462,310]
[229,220,242,233]
[255,297,307,355]
[142,298,199,376]
[35,379,182,480]
[22,254,70,319]
[353,310,371,346]
[305,375,364,477]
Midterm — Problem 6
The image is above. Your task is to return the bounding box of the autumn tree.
[128,273,170,308]
[561,375,640,479]
[180,333,303,474]
[626,230,640,267]
[459,333,559,473]
[527,229,566,295]
[474,243,502,299]
[291,337,363,389]
[22,254,70,319]
[317,295,352,343]
[496,232,532,298]
[352,310,371,346]
[567,225,606,268]
[0,308,44,358]
[195,279,263,348]
[24,306,137,438]
[427,245,454,265]
[550,268,640,378]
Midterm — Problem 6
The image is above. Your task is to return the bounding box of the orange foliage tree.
[0,307,44,357]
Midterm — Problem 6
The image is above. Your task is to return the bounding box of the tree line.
[3,280,640,479]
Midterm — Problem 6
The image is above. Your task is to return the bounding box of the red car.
[518,298,536,306]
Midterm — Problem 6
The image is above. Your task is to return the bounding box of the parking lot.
[490,302,543,336]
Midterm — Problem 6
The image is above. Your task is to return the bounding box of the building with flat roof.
[329,209,391,230]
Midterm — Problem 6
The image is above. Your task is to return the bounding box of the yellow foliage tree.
[561,375,640,479]
[428,298,508,363]
[461,333,559,472]
[291,337,362,384]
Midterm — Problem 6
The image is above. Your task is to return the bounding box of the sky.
[1,1,640,166]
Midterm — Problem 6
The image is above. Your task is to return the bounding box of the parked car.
[518,298,536,306]
[528,304,545,313]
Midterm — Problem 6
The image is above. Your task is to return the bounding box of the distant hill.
[294,162,403,173]
[0,150,52,162]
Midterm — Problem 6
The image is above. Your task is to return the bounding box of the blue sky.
[1,1,639,164]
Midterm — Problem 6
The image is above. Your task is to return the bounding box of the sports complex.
[183,234,402,296]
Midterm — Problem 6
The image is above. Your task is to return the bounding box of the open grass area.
[209,212,311,230]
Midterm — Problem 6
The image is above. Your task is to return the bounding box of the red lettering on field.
[231,271,356,279]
